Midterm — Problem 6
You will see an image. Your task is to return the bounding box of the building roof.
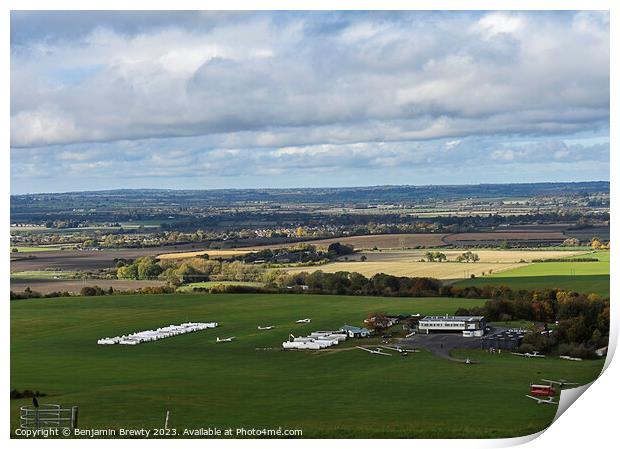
[420,315,485,322]
[482,330,525,340]
[340,325,368,333]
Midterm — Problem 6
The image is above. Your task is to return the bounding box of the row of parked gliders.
[282,331,348,350]
[97,322,219,345]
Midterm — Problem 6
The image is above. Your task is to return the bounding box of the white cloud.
[474,12,523,38]
[9,11,610,191]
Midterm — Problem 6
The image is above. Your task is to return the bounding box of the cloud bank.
[10,11,610,192]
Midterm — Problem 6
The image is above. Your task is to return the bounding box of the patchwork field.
[343,249,590,263]
[10,293,604,438]
[285,261,526,280]
[9,244,203,273]
[154,234,449,260]
[456,252,610,296]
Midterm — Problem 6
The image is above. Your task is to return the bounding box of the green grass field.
[11,293,604,438]
[455,251,609,296]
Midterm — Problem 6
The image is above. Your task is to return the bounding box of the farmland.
[340,249,590,263]
[285,260,526,280]
[9,244,202,273]
[280,249,593,281]
[8,184,611,438]
[157,249,254,260]
[10,293,604,438]
[456,252,610,296]
[443,231,567,246]
[10,279,166,295]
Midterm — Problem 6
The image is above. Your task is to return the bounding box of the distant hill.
[10,181,610,210]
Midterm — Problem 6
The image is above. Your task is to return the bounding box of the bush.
[10,389,47,399]
[558,343,597,359]
[518,343,535,354]
[80,286,107,296]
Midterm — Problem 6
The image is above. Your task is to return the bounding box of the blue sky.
[10,11,609,194]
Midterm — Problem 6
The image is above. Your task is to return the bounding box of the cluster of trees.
[10,287,73,300]
[562,237,581,246]
[423,251,447,262]
[455,290,609,356]
[10,284,176,300]
[326,242,355,257]
[80,285,175,296]
[114,256,266,285]
[233,244,331,265]
[590,238,610,250]
[422,251,479,262]
[455,251,480,262]
[267,270,442,296]
[114,243,358,285]
[116,256,163,279]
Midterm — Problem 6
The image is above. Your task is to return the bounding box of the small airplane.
[526,395,558,405]
[380,346,419,354]
[257,325,275,330]
[404,331,416,337]
[357,346,392,356]
[542,379,579,388]
[295,318,311,324]
[559,355,583,362]
[216,337,236,343]
[511,351,545,358]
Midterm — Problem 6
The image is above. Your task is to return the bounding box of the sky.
[10,11,610,194]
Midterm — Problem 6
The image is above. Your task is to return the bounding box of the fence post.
[164,410,170,430]
[71,406,79,429]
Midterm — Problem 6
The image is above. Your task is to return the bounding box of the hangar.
[480,329,527,350]
[418,315,486,337]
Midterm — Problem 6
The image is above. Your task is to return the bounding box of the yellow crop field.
[347,249,590,264]
[157,249,253,260]
[285,261,527,280]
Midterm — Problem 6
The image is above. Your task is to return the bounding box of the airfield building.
[480,329,526,350]
[418,316,486,337]
[339,325,371,338]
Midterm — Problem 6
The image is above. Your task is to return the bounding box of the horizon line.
[10,180,610,197]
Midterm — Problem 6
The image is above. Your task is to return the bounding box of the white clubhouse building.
[418,315,486,337]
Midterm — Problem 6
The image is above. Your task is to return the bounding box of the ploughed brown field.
[154,234,450,260]
[9,244,201,273]
[241,233,449,250]
[292,233,449,249]
[10,279,166,294]
[443,231,567,244]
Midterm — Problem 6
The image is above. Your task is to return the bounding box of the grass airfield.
[11,293,604,438]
